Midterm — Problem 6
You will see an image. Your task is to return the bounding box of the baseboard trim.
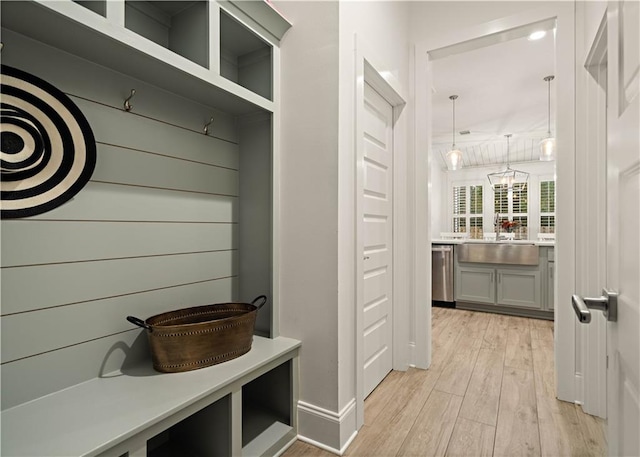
[339,429,358,454]
[297,430,358,456]
[297,399,357,454]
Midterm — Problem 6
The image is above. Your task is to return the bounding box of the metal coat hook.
[124,89,136,112]
[203,117,214,135]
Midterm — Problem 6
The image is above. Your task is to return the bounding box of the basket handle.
[252,295,268,310]
[126,315,152,331]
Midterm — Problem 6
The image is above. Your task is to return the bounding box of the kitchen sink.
[457,242,539,265]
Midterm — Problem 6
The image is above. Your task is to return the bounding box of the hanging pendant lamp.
[539,75,556,161]
[487,134,529,190]
[446,95,463,170]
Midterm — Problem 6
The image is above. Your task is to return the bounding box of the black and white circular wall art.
[1,65,96,218]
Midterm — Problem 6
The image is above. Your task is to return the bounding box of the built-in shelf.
[0,0,273,115]
[243,409,294,456]
[0,2,297,455]
[147,395,231,457]
[125,1,209,69]
[242,360,293,454]
[72,0,106,17]
[220,10,273,101]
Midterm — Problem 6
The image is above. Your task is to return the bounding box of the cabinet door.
[455,266,495,304]
[496,268,541,309]
[547,261,554,310]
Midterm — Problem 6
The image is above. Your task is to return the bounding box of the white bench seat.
[1,336,300,457]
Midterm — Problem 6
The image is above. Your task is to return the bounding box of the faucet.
[494,213,504,241]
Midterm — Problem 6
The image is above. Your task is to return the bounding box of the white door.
[580,11,608,419]
[362,83,393,398]
[606,2,639,455]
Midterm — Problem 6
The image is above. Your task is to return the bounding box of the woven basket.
[127,296,266,373]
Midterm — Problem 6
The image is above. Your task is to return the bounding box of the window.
[453,186,466,215]
[494,184,509,215]
[449,176,555,241]
[512,183,528,214]
[453,185,467,235]
[540,180,556,233]
[493,182,529,239]
[452,184,483,239]
[469,185,483,239]
[469,216,483,238]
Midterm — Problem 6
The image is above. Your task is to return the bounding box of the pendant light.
[446,95,463,170]
[539,75,556,161]
[487,134,529,190]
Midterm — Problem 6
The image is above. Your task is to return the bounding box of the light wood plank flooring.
[283,308,607,457]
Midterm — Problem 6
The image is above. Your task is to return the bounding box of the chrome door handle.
[572,289,618,323]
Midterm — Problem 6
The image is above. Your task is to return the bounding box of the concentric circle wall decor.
[1,65,96,218]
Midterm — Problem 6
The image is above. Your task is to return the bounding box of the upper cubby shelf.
[1,0,291,115]
[125,1,210,69]
[72,0,106,17]
[220,9,273,101]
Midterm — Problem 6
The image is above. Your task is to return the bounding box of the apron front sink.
[457,243,539,265]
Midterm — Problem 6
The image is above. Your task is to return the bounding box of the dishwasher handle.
[432,246,453,252]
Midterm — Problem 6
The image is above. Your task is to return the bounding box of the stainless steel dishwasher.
[432,244,454,304]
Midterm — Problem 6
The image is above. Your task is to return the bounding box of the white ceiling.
[432,30,556,170]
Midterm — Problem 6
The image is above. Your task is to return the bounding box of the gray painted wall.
[1,29,270,410]
[276,0,341,414]
[274,1,411,449]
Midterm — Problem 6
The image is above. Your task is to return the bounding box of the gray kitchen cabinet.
[455,265,496,304]
[546,247,555,310]
[496,268,542,309]
[454,245,553,318]
[548,262,555,310]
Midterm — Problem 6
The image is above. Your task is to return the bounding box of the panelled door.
[362,83,393,398]
[605,2,639,455]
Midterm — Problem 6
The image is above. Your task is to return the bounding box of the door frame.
[414,3,578,401]
[354,34,407,430]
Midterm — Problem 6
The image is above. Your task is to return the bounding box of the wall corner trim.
[296,399,357,454]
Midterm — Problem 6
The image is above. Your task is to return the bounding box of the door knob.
[571,289,618,323]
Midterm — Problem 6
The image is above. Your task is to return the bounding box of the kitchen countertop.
[432,239,555,247]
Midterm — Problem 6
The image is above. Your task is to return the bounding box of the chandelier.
[487,134,529,189]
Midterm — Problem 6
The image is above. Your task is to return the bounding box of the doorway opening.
[429,21,558,317]
[418,3,580,409]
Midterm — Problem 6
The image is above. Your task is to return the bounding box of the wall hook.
[124,89,136,112]
[203,117,214,135]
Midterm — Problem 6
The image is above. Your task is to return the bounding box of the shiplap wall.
[0,29,270,410]
[239,113,272,335]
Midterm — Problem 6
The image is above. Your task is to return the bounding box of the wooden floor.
[283,308,607,457]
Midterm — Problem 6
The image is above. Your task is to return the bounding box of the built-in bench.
[1,336,300,457]
[1,3,297,456]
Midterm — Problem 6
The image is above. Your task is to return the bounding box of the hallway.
[284,308,606,456]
